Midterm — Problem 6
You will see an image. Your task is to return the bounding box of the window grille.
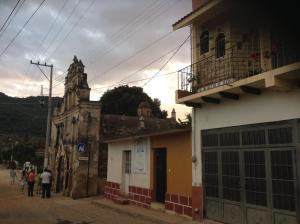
[268,127,293,144]
[202,134,218,147]
[244,151,267,206]
[124,151,131,174]
[242,130,265,145]
[220,132,240,146]
[222,151,240,201]
[271,150,295,211]
[204,152,219,197]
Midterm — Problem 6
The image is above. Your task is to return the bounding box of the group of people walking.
[10,162,53,199]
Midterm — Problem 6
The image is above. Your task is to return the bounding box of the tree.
[13,143,37,165]
[100,85,167,118]
[178,114,192,128]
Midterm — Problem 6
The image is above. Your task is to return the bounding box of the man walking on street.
[40,168,51,198]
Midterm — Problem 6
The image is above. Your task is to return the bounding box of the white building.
[173,0,300,223]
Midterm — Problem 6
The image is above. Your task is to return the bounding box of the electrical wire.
[42,0,81,58]
[33,0,70,60]
[0,0,47,58]
[0,0,26,40]
[0,0,22,34]
[142,35,190,87]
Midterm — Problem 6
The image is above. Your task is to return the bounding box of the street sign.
[78,157,89,161]
[77,143,86,153]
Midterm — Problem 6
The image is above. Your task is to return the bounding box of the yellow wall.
[150,131,192,197]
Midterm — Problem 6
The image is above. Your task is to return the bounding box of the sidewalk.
[90,196,221,224]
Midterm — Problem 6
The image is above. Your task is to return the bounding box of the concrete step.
[113,196,130,205]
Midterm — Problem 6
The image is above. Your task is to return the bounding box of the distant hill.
[0,92,62,137]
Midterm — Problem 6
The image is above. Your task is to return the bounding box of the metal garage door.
[202,122,298,224]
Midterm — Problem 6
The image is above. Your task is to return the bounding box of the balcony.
[176,45,300,106]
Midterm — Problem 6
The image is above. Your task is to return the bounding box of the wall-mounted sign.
[78,156,89,161]
[133,139,147,174]
[77,143,86,153]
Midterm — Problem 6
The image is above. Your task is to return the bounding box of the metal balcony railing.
[178,45,300,94]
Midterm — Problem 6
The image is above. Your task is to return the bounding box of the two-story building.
[173,1,300,223]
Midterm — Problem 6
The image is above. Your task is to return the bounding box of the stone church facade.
[48,56,102,199]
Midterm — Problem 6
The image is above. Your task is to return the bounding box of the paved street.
[0,167,166,224]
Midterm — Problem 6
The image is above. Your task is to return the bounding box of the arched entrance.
[55,144,68,193]
[56,156,65,193]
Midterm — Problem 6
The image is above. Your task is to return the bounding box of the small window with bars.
[204,152,219,198]
[124,151,131,174]
[215,33,225,58]
[271,150,295,211]
[244,151,267,206]
[200,31,209,54]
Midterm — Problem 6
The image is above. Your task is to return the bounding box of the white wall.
[107,138,150,189]
[192,88,300,185]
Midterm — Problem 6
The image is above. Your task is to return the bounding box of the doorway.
[122,150,131,194]
[56,156,65,193]
[154,148,167,203]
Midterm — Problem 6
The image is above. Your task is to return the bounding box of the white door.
[122,150,131,194]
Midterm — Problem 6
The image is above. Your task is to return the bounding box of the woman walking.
[20,170,26,193]
[27,170,35,197]
[10,167,17,185]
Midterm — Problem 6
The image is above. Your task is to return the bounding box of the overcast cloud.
[0,0,192,119]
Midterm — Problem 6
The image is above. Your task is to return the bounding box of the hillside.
[0,92,62,137]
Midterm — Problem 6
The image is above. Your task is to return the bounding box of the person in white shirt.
[40,169,51,198]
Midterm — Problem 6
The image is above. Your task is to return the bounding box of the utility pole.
[30,60,53,168]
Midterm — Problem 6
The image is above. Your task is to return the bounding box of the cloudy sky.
[0,0,192,119]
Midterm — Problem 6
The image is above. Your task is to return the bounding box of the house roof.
[101,114,187,142]
[172,0,225,30]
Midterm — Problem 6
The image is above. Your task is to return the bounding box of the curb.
[91,200,173,224]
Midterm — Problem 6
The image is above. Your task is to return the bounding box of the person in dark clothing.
[27,170,35,197]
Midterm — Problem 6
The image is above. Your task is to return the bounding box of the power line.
[95,71,177,93]
[92,34,190,93]
[0,0,26,40]
[0,0,47,58]
[86,0,182,83]
[87,30,173,83]
[0,0,22,34]
[142,35,190,87]
[33,0,70,60]
[42,0,81,58]
[46,0,97,60]
[88,0,177,67]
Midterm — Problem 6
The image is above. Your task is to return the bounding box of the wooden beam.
[240,85,261,95]
[219,91,239,100]
[202,97,220,104]
[184,101,202,108]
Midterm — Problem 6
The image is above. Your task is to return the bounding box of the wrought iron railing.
[178,45,300,94]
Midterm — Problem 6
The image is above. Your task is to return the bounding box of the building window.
[215,33,225,58]
[124,151,131,174]
[200,31,209,54]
